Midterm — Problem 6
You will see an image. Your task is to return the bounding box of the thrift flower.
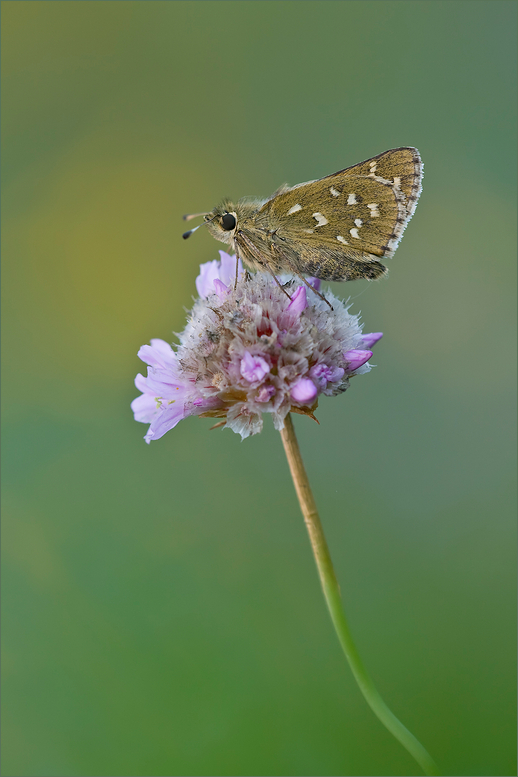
[130,245,439,777]
[132,251,382,441]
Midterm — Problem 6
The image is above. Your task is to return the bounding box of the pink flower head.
[132,254,382,440]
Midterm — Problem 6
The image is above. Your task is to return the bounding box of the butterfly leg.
[271,244,333,310]
[269,272,293,300]
[234,249,240,290]
[296,273,333,310]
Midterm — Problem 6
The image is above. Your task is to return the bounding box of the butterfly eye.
[221,212,236,231]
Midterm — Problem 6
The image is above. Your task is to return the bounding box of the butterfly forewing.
[336,146,422,217]
[261,175,400,257]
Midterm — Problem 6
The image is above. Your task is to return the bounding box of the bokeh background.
[2,2,516,776]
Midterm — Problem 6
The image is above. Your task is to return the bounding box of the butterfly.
[183,147,423,302]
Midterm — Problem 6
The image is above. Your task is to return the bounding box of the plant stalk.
[279,413,440,776]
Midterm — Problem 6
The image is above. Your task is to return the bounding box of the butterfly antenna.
[182,214,217,240]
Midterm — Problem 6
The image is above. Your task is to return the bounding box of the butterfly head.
[203,200,239,246]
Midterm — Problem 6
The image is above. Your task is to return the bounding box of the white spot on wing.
[304,229,314,234]
[369,161,377,171]
[336,235,348,244]
[354,218,363,228]
[349,228,360,239]
[312,212,328,226]
[367,203,380,217]
[330,186,340,197]
[287,204,302,215]
[393,176,401,187]
[347,193,357,205]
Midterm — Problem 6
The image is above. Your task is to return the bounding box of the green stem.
[279,413,440,777]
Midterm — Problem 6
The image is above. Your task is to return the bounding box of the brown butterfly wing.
[335,146,423,218]
[242,148,423,281]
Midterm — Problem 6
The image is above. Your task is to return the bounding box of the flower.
[132,251,383,441]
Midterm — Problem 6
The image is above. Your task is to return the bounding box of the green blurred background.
[2,2,516,775]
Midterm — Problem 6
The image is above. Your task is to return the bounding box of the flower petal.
[145,368,186,399]
[286,286,307,316]
[195,252,244,298]
[150,338,175,357]
[361,332,383,348]
[131,392,159,423]
[290,377,317,403]
[309,363,345,388]
[134,372,148,393]
[144,403,186,443]
[195,260,220,298]
[213,278,229,297]
[256,385,276,403]
[344,349,373,371]
[217,251,243,287]
[137,341,176,369]
[240,351,270,383]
